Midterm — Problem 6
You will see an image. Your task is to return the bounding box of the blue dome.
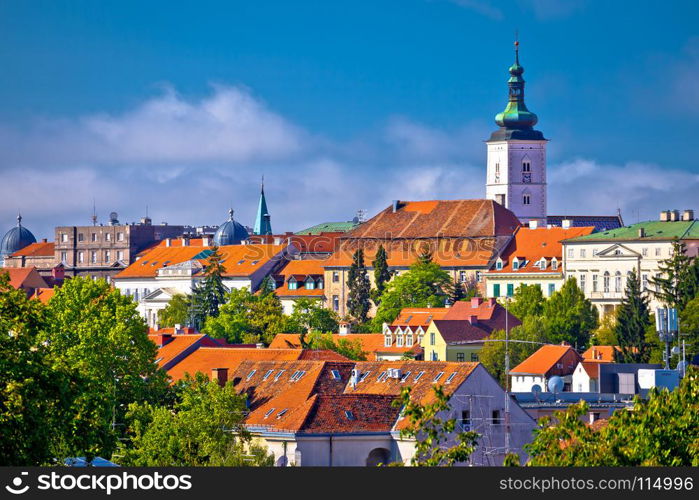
[213,209,249,246]
[1,215,37,258]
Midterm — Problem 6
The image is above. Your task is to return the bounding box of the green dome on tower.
[489,41,545,141]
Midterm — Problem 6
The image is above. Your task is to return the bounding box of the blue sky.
[1,0,698,239]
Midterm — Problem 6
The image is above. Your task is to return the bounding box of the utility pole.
[504,296,510,456]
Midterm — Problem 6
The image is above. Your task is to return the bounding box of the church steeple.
[490,40,545,141]
[253,177,273,235]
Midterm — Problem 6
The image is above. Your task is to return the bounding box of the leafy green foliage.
[479,317,548,386]
[43,277,169,460]
[508,284,545,320]
[347,249,371,323]
[118,374,273,466]
[591,312,618,346]
[373,257,453,327]
[371,244,392,307]
[393,386,479,466]
[157,293,191,328]
[302,331,367,360]
[614,269,652,363]
[542,277,598,348]
[202,287,286,344]
[287,298,339,340]
[0,274,72,465]
[682,296,699,359]
[649,239,698,312]
[189,246,228,329]
[525,368,699,466]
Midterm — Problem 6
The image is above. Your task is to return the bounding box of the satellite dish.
[531,384,542,399]
[548,376,564,394]
[671,346,681,356]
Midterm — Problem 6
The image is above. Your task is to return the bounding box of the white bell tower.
[485,41,547,225]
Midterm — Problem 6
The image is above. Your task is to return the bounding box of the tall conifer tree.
[615,269,651,363]
[347,249,370,323]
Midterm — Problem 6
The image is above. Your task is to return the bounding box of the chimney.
[392,200,400,213]
[561,219,572,229]
[174,323,183,334]
[165,238,171,247]
[660,210,670,222]
[42,238,47,243]
[470,297,483,308]
[211,368,228,387]
[468,315,478,325]
[338,321,351,335]
[349,368,360,389]
[683,209,694,221]
[203,236,211,246]
[638,227,645,238]
[274,237,281,245]
[670,210,680,222]
[488,297,497,307]
[528,220,538,229]
[256,343,265,349]
[155,333,173,347]
[181,237,189,247]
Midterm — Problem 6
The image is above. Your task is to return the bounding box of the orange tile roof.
[0,267,48,289]
[345,199,521,239]
[391,308,450,327]
[510,345,582,376]
[248,233,343,253]
[11,241,55,257]
[274,287,325,298]
[279,258,327,276]
[486,226,595,274]
[148,334,220,369]
[300,394,400,433]
[33,287,55,304]
[582,346,619,363]
[268,333,416,358]
[580,361,600,378]
[116,244,287,278]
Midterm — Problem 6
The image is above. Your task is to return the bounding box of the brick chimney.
[487,297,497,307]
[211,368,228,387]
[468,315,478,325]
[154,333,173,347]
[470,297,483,308]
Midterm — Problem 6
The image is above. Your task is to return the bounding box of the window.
[288,278,298,290]
[512,259,519,270]
[522,161,531,172]
[476,271,482,282]
[551,259,558,270]
[579,274,586,292]
[433,372,444,383]
[461,411,471,431]
[104,250,110,262]
[579,249,586,258]
[642,248,648,256]
[522,194,530,205]
[359,371,371,382]
[642,273,648,291]
[495,259,503,270]
[274,370,285,381]
[332,271,339,282]
[414,371,425,382]
[91,233,97,242]
[615,271,622,293]
[117,232,124,242]
[332,295,339,311]
[264,408,275,418]
[78,251,84,263]
[431,351,438,361]
[655,247,661,256]
[305,278,315,290]
[317,279,324,290]
[603,271,610,293]
[493,284,501,297]
[290,370,306,382]
[507,283,514,297]
[377,371,388,382]
[430,332,435,345]
[548,283,555,296]
[400,371,412,382]
[396,335,404,347]
[277,409,288,419]
[446,372,457,384]
[655,273,661,293]
[261,370,274,381]
[344,410,355,420]
[459,271,467,283]
[470,353,479,362]
[246,370,256,380]
[492,410,502,425]
[568,248,574,258]
[331,370,341,380]
[592,274,598,292]
[90,251,97,263]
[60,251,67,262]
[456,353,465,362]
[61,233,68,242]
[78,233,84,242]
[105,233,111,241]
[384,334,392,347]
[117,250,124,261]
[593,248,598,256]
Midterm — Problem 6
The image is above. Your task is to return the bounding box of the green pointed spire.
[253,177,272,235]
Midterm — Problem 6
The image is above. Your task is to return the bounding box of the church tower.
[253,177,273,235]
[486,41,547,224]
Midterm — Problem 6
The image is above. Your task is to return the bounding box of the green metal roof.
[294,221,360,235]
[566,220,699,242]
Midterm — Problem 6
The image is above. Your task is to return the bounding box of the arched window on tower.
[522,160,531,172]
[522,194,531,205]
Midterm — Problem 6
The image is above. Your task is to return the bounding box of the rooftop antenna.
[91,199,97,226]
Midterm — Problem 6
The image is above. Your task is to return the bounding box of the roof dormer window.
[305,277,315,290]
[495,258,503,270]
[551,258,558,270]
[512,258,520,271]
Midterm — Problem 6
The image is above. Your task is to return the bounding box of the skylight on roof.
[274,370,285,381]
[331,370,341,380]
[262,369,274,381]
[264,408,275,419]
[277,409,288,419]
[445,373,457,384]
[377,371,388,382]
[290,370,306,382]
[433,372,444,383]
[414,371,425,382]
[246,369,257,381]
[344,410,355,420]
[400,371,412,382]
[237,259,245,265]
[359,371,371,382]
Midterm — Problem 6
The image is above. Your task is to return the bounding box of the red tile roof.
[268,333,417,359]
[0,267,48,289]
[486,226,595,274]
[248,233,343,254]
[33,287,55,304]
[392,308,450,327]
[510,345,582,376]
[148,334,221,369]
[300,394,400,433]
[582,346,620,363]
[11,241,55,257]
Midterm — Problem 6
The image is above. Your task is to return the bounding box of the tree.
[614,269,652,363]
[508,284,545,320]
[118,374,273,466]
[373,257,453,327]
[543,277,598,348]
[392,386,479,466]
[347,249,371,323]
[0,274,72,465]
[681,296,699,359]
[479,317,549,387]
[650,239,698,312]
[189,246,228,329]
[258,275,276,298]
[287,298,339,341]
[303,331,367,361]
[371,245,391,307]
[591,312,618,346]
[203,288,286,345]
[524,367,699,466]
[157,293,191,328]
[43,277,169,459]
